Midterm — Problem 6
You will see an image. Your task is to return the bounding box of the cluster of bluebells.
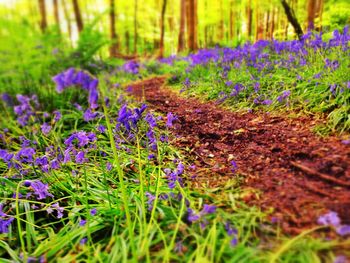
[13,95,39,126]
[63,131,97,164]
[156,27,350,110]
[187,204,217,229]
[0,204,14,234]
[225,222,239,247]
[122,60,140,75]
[164,162,185,189]
[52,68,99,109]
[317,211,350,236]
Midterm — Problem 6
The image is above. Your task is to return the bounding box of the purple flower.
[15,147,36,163]
[230,237,238,247]
[166,112,177,128]
[26,180,54,200]
[277,90,291,103]
[49,203,64,218]
[90,208,97,216]
[231,160,238,173]
[341,139,350,145]
[317,211,340,227]
[0,217,14,233]
[148,154,156,160]
[52,73,65,93]
[145,113,157,128]
[201,204,216,215]
[97,125,106,133]
[336,225,350,236]
[88,80,99,109]
[334,255,348,263]
[106,162,113,171]
[225,221,238,246]
[41,123,52,135]
[83,109,99,122]
[74,103,83,111]
[0,204,7,216]
[80,219,86,226]
[75,151,86,164]
[146,192,156,211]
[80,237,88,245]
[187,208,200,222]
[1,93,14,107]
[330,84,337,96]
[53,110,62,122]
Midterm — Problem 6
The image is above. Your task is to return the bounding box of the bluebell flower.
[0,217,14,233]
[166,112,177,128]
[41,123,52,135]
[90,208,97,216]
[25,180,53,200]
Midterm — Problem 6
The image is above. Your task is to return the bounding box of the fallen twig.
[291,161,350,187]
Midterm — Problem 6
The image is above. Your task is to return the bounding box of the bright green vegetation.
[0,2,349,262]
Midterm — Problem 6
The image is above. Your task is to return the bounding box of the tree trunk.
[133,0,138,54]
[72,0,84,33]
[270,7,275,39]
[229,0,234,41]
[159,0,167,58]
[315,0,324,31]
[307,0,316,30]
[109,0,119,57]
[186,0,198,51]
[246,0,253,39]
[38,0,47,32]
[53,0,60,33]
[280,0,303,40]
[218,0,224,41]
[265,10,270,39]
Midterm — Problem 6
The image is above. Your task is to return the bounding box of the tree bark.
[280,0,303,40]
[186,0,198,51]
[229,0,234,41]
[218,0,224,41]
[53,0,60,33]
[133,0,138,54]
[246,0,253,39]
[159,0,167,58]
[109,0,119,57]
[38,0,47,32]
[307,0,316,30]
[72,0,84,33]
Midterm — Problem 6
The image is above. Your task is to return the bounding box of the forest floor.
[128,76,350,234]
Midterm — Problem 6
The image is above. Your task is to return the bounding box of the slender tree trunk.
[315,0,324,31]
[229,0,235,41]
[53,0,61,33]
[38,0,47,32]
[194,0,198,49]
[218,0,224,41]
[186,0,198,51]
[133,0,138,54]
[159,0,167,57]
[307,0,316,30]
[204,0,208,47]
[247,0,253,39]
[280,0,303,40]
[265,10,270,39]
[72,0,84,33]
[109,0,119,57]
[270,7,275,39]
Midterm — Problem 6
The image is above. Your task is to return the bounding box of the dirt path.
[128,76,350,233]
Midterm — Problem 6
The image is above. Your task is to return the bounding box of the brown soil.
[128,76,350,233]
